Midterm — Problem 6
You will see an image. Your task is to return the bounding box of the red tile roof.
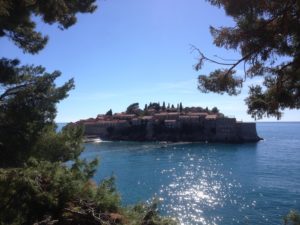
[205,114,218,120]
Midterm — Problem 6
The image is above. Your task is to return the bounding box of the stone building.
[79,111,261,143]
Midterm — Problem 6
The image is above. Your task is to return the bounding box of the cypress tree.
[162,102,166,111]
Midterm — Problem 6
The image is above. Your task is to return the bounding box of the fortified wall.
[78,112,261,143]
[237,122,260,142]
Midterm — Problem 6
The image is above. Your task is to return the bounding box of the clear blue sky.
[1,0,299,122]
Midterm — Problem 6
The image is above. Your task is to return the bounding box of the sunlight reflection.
[158,149,241,225]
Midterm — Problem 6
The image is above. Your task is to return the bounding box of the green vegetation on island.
[123,102,220,116]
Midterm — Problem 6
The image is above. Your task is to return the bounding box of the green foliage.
[144,104,148,111]
[126,103,140,114]
[124,200,178,225]
[0,61,75,167]
[121,102,219,115]
[196,0,300,119]
[162,102,166,111]
[0,159,178,225]
[94,176,121,212]
[70,158,99,182]
[179,102,183,112]
[0,2,176,225]
[106,109,113,116]
[149,102,161,111]
[198,69,243,95]
[0,0,97,54]
[211,106,219,114]
[32,124,85,163]
[0,160,120,225]
[245,85,281,119]
[284,210,300,225]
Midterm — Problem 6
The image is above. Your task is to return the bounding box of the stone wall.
[203,119,216,140]
[83,118,261,143]
[237,122,260,142]
[84,124,108,136]
[215,118,238,142]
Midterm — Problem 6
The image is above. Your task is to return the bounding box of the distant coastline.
[256,121,300,123]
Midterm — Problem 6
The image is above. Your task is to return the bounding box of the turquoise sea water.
[79,122,300,225]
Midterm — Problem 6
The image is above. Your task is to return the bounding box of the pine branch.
[0,83,30,100]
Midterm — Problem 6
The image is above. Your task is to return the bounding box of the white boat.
[84,137,102,143]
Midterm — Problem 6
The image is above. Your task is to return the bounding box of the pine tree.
[126,103,139,114]
[0,61,86,167]
[196,0,300,119]
[0,2,178,224]
[0,0,97,54]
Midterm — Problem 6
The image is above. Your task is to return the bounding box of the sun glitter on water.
[158,149,241,225]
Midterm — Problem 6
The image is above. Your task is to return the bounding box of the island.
[74,102,262,143]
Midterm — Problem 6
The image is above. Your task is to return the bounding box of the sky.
[1,0,299,122]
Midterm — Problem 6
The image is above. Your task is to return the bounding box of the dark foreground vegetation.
[0,158,177,225]
[0,1,299,224]
[0,1,176,224]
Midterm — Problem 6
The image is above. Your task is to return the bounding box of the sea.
[60,122,300,225]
